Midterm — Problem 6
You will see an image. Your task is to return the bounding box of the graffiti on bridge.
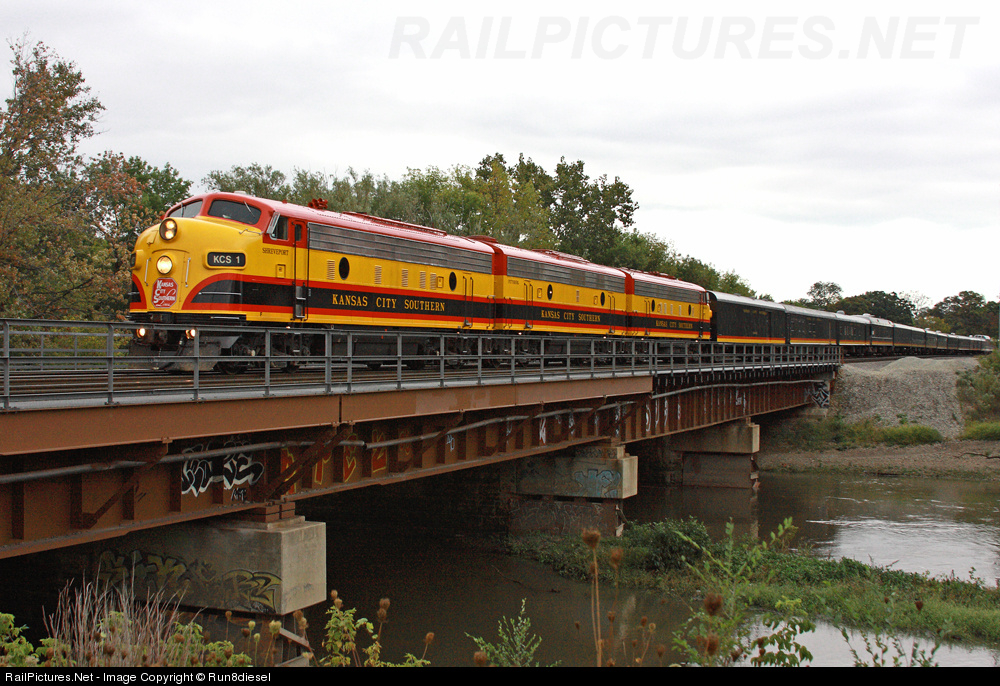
[180,436,264,497]
[810,382,831,408]
[573,467,624,499]
[98,549,281,613]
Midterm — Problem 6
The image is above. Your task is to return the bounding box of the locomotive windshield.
[166,199,203,218]
[206,199,262,226]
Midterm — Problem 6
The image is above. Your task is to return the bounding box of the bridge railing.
[1,319,841,411]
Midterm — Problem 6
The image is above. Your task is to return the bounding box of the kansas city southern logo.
[152,278,178,308]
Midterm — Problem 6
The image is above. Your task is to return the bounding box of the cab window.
[167,200,203,218]
[269,215,289,241]
[207,199,262,225]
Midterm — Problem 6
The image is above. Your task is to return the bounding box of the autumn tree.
[0,40,191,319]
[0,39,105,318]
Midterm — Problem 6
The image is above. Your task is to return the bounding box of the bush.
[961,422,1000,441]
[621,519,710,571]
[958,351,1000,422]
[880,425,943,446]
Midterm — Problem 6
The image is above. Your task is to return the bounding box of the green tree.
[548,157,637,265]
[927,291,994,336]
[806,281,843,310]
[472,155,552,248]
[837,291,916,325]
[123,156,190,218]
[202,163,290,199]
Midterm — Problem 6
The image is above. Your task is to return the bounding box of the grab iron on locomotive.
[128,192,991,371]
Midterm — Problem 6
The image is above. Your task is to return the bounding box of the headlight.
[156,255,173,274]
[159,218,178,241]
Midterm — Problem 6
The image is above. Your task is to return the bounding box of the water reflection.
[755,474,1000,581]
[627,474,1000,581]
[627,472,1000,666]
[306,528,690,667]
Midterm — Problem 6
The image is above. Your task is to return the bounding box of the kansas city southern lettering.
[404,298,446,312]
[332,294,369,307]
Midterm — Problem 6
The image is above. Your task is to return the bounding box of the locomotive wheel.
[217,341,252,375]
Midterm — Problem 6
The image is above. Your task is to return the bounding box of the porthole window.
[338,257,350,280]
[600,292,606,306]
[547,285,553,300]
[650,299,656,312]
[449,272,457,291]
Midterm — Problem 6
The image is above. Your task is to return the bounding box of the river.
[304,471,1000,666]
[2,467,998,666]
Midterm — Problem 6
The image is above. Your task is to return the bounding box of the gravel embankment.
[832,357,979,439]
[757,356,1000,479]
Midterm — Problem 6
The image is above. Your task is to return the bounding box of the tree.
[806,281,842,310]
[927,291,995,336]
[548,157,637,265]
[0,40,105,318]
[0,40,189,320]
[202,163,290,199]
[0,40,103,183]
[836,291,916,325]
[123,156,190,219]
[472,155,552,248]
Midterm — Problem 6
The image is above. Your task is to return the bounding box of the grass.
[1,578,254,668]
[508,520,1000,650]
[961,422,1000,441]
[958,350,1000,423]
[765,415,942,452]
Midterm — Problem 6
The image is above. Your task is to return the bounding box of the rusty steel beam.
[0,376,652,456]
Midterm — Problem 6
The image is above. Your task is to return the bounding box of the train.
[128,191,992,370]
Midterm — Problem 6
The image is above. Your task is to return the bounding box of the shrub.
[961,422,1000,441]
[958,351,1000,422]
[880,425,943,446]
[621,518,710,571]
[466,599,551,667]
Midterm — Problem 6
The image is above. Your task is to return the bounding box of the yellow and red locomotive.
[129,192,713,369]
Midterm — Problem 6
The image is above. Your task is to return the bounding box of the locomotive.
[128,192,990,370]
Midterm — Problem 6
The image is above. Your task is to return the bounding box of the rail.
[1,318,841,411]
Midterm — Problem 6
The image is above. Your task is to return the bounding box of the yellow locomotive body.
[129,192,716,369]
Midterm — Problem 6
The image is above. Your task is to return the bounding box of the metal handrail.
[0,318,841,412]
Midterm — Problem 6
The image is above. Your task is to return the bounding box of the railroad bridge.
[1,319,837,652]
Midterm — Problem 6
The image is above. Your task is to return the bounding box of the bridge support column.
[510,443,637,537]
[668,418,760,489]
[106,510,326,664]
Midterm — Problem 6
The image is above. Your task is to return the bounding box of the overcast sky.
[3,0,998,305]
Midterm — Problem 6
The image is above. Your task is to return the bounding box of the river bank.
[758,440,1000,480]
[757,355,999,479]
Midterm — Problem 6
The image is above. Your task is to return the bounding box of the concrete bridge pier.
[669,418,761,489]
[509,442,637,537]
[104,506,326,666]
